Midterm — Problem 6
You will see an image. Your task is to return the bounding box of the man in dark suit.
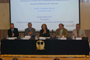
[8,23,19,37]
[25,22,35,37]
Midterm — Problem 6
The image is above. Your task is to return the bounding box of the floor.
[0,57,89,60]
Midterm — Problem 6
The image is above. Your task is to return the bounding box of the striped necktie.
[77,30,79,37]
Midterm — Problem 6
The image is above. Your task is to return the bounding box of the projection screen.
[10,0,80,31]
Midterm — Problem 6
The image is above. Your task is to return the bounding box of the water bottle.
[58,35,60,40]
[72,35,75,40]
[35,35,38,40]
[6,35,8,39]
[21,34,23,38]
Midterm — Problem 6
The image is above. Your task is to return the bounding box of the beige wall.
[0,3,10,29]
[80,2,90,30]
[0,2,90,30]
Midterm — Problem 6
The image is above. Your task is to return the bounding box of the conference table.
[1,37,89,57]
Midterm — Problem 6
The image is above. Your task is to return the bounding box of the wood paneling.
[0,30,8,41]
[0,0,9,3]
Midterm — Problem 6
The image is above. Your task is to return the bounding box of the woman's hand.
[43,29,46,34]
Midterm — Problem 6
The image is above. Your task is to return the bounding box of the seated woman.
[40,24,50,37]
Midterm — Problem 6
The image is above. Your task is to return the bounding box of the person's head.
[76,24,80,30]
[10,23,14,29]
[41,24,47,30]
[28,22,32,29]
[59,23,64,30]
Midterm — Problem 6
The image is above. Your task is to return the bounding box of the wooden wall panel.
[85,30,90,40]
[0,0,9,3]
[0,30,8,41]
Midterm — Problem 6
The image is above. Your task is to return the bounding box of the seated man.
[8,23,19,37]
[72,24,86,38]
[25,22,35,37]
[56,23,68,38]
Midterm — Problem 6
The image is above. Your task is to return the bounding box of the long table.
[1,38,89,55]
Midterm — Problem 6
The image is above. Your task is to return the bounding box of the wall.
[0,3,10,29]
[80,2,90,30]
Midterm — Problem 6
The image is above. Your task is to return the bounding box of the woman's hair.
[41,24,47,29]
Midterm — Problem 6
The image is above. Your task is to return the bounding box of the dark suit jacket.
[8,28,19,37]
[40,29,50,37]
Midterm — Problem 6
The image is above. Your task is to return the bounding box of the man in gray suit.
[25,22,35,37]
[72,24,86,38]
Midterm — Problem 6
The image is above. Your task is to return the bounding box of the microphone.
[52,29,54,38]
[52,29,53,35]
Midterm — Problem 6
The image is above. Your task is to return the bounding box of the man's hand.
[29,31,32,35]
[80,36,83,38]
[12,33,14,37]
[74,36,76,38]
[60,35,63,38]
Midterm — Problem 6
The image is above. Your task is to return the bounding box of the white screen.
[10,0,79,31]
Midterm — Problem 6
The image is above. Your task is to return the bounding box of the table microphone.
[52,29,53,34]
[52,30,54,38]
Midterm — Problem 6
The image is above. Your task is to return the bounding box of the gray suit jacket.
[25,28,35,36]
[72,29,86,37]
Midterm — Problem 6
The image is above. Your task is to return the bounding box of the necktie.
[77,30,79,37]
[29,29,31,32]
[12,30,14,33]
